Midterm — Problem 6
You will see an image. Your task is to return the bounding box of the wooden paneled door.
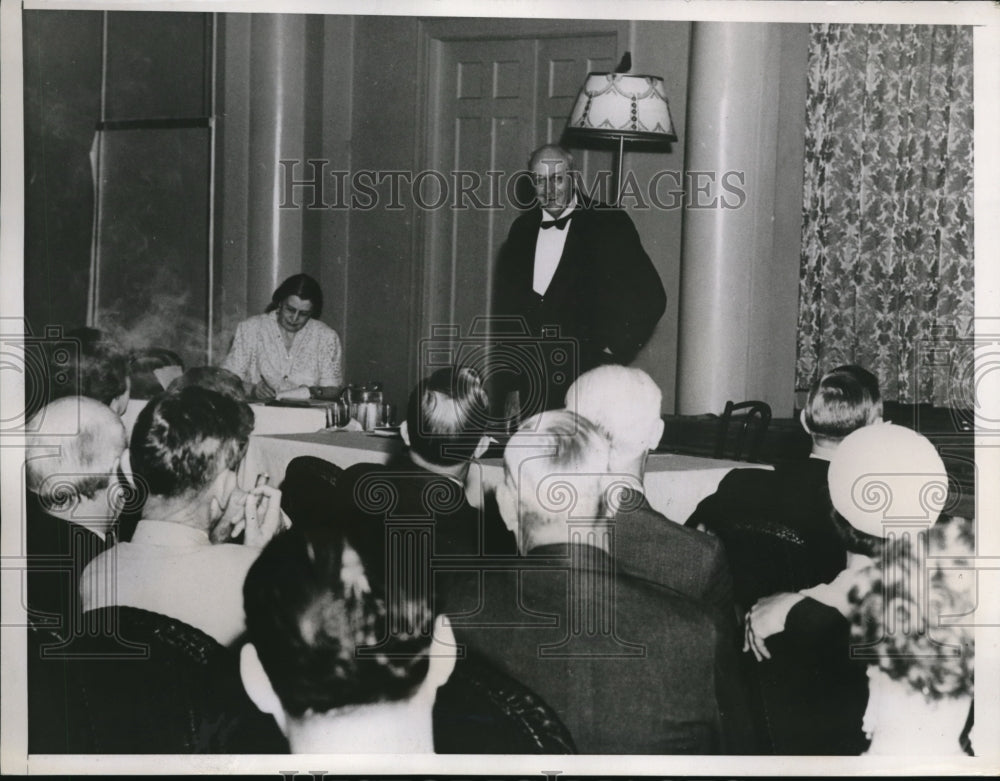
[420,26,621,368]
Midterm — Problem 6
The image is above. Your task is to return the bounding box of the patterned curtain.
[796,24,973,406]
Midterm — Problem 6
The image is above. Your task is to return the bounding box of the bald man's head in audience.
[497,410,612,554]
[25,396,128,537]
[565,365,664,477]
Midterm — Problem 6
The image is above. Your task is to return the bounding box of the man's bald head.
[26,396,127,514]
[565,366,664,461]
[527,143,573,170]
[498,410,611,552]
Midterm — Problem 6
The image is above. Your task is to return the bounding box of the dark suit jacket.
[685,459,865,754]
[757,597,870,755]
[25,491,111,638]
[335,457,517,612]
[613,490,757,752]
[685,458,847,601]
[614,489,734,620]
[449,542,727,754]
[493,201,666,409]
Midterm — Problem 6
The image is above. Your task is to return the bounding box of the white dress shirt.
[80,520,260,646]
[532,196,578,296]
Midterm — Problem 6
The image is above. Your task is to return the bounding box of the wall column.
[676,22,781,414]
[245,14,307,313]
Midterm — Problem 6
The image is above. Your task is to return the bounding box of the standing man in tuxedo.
[492,143,666,413]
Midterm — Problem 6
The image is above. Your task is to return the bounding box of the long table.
[123,398,330,437]
[244,429,772,523]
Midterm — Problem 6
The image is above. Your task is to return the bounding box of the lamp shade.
[565,73,677,144]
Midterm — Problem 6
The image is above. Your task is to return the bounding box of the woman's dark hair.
[266,273,323,318]
[830,506,885,559]
[243,525,434,717]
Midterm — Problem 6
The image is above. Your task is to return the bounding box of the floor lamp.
[563,64,677,207]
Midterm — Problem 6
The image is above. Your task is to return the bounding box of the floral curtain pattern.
[796,24,974,406]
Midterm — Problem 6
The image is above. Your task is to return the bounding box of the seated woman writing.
[222,273,343,402]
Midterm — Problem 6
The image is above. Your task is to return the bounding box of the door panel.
[427,38,535,339]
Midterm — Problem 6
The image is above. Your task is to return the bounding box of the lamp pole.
[613,134,625,207]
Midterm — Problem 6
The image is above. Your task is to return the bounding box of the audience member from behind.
[450,410,729,753]
[46,327,131,415]
[565,365,735,618]
[742,424,949,756]
[686,365,884,601]
[565,366,754,750]
[80,387,284,645]
[334,367,516,608]
[240,526,457,752]
[24,397,128,633]
[114,364,252,545]
[848,515,975,756]
[746,424,950,649]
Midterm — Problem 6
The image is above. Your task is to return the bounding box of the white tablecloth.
[245,430,772,523]
[122,398,329,438]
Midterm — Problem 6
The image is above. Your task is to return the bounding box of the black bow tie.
[540,213,573,230]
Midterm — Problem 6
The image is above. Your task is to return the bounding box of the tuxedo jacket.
[449,542,727,754]
[25,491,111,637]
[493,201,666,409]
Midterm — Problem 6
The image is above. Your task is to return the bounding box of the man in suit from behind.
[334,366,516,616]
[565,365,755,751]
[565,365,736,619]
[685,365,884,598]
[491,143,666,412]
[449,410,727,754]
[24,396,128,636]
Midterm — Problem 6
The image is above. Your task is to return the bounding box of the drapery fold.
[796,24,973,406]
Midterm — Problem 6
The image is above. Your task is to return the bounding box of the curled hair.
[266,273,323,318]
[243,526,434,717]
[130,386,253,499]
[48,327,129,406]
[849,516,975,701]
[804,368,881,444]
[406,367,489,466]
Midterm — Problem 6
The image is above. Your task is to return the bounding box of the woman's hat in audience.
[828,423,948,538]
